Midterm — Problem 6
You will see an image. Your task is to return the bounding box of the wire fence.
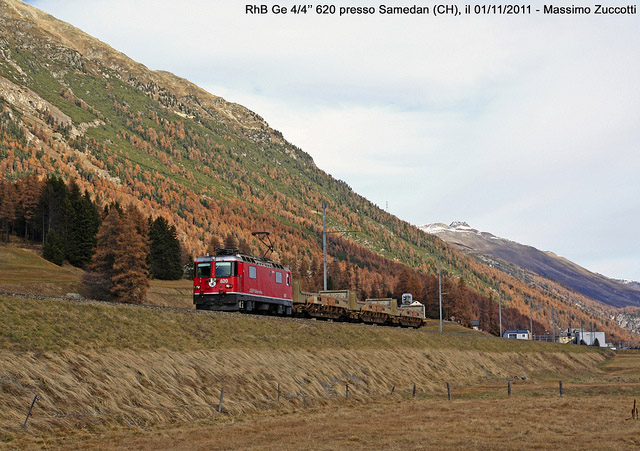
[20,377,574,429]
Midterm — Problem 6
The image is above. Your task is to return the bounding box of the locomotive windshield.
[196,262,211,278]
[215,262,232,277]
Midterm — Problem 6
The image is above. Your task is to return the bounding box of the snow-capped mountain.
[419,221,640,309]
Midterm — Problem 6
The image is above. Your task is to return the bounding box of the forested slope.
[0,0,635,341]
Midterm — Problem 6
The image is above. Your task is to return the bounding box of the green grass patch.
[9,48,96,123]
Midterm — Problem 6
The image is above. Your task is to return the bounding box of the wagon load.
[396,293,426,328]
[396,304,425,328]
[292,283,357,321]
[360,298,397,325]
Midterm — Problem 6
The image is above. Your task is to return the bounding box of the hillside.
[420,222,640,309]
[0,0,637,342]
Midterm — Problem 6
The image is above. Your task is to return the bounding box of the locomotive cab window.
[275,271,283,284]
[196,262,211,278]
[215,262,233,278]
[249,265,257,279]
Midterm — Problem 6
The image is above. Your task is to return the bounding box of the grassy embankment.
[0,245,621,448]
[0,246,192,308]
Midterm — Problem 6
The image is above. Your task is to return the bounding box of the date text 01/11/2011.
[244,4,638,16]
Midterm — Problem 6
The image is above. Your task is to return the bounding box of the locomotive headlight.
[195,285,200,290]
[225,284,233,289]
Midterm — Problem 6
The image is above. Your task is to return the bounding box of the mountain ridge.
[420,221,640,309]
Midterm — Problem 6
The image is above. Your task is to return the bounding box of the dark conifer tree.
[42,230,64,265]
[66,181,101,268]
[36,175,69,244]
[148,216,183,280]
[423,274,440,319]
[488,296,500,336]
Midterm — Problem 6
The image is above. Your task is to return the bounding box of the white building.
[574,330,606,347]
[503,329,530,340]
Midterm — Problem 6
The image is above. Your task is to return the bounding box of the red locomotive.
[193,248,293,315]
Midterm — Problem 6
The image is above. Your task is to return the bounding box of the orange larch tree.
[84,204,150,303]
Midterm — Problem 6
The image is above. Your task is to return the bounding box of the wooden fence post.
[447,382,452,401]
[277,383,281,404]
[412,383,416,398]
[23,395,38,428]
[390,385,395,395]
[559,380,563,397]
[346,383,349,399]
[508,380,512,397]
[218,387,224,413]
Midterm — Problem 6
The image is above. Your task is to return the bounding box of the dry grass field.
[5,352,640,450]
[0,246,84,297]
[55,393,640,450]
[2,245,638,449]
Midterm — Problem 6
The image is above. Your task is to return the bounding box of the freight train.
[193,248,425,328]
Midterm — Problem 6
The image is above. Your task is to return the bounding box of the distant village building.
[573,330,606,347]
[471,319,480,331]
[503,329,530,340]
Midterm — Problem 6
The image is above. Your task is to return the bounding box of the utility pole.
[322,205,327,291]
[529,297,534,340]
[319,206,358,291]
[438,255,443,333]
[498,283,503,338]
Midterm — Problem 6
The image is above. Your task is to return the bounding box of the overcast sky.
[26,0,640,281]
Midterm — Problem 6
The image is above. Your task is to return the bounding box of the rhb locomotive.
[193,248,293,315]
[194,247,425,328]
